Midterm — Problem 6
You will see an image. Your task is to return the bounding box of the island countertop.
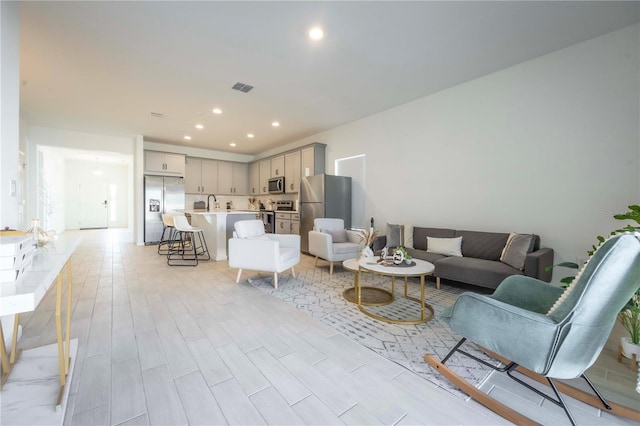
[181,209,259,216]
[181,210,259,261]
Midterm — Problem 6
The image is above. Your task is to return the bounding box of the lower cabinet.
[275,212,300,234]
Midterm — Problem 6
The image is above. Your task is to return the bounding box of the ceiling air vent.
[232,82,254,93]
[150,112,164,118]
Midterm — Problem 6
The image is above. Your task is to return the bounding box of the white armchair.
[228,219,300,289]
[308,218,364,274]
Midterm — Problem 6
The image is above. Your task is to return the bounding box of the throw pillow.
[322,228,348,243]
[426,236,463,257]
[386,223,404,248]
[404,225,414,249]
[500,233,534,270]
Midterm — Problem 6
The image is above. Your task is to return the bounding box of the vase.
[361,246,374,258]
[621,336,640,359]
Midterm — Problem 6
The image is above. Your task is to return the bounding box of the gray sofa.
[374,226,554,290]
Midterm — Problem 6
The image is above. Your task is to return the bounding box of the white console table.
[0,233,81,425]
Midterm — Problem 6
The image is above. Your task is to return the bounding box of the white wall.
[37,147,66,232]
[65,160,129,229]
[273,24,640,278]
[0,1,20,230]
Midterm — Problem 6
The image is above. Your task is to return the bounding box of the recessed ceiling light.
[195,124,204,129]
[247,133,254,138]
[229,143,236,147]
[212,108,222,114]
[184,135,192,140]
[272,121,280,127]
[308,26,324,41]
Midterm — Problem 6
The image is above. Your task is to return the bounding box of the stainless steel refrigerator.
[144,175,185,244]
[299,174,352,252]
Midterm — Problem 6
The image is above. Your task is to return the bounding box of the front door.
[79,182,108,229]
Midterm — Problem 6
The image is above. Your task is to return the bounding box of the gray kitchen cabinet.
[218,161,248,195]
[259,159,270,194]
[233,162,248,195]
[276,212,299,234]
[284,150,301,193]
[301,144,325,177]
[249,162,260,196]
[185,157,218,194]
[145,151,185,176]
[271,155,284,177]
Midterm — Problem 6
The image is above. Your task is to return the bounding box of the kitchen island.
[185,210,259,261]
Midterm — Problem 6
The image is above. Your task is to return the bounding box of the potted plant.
[619,293,640,359]
[551,205,640,357]
[392,246,413,264]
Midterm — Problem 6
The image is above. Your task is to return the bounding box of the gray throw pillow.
[500,233,534,270]
[386,223,404,248]
[322,228,348,243]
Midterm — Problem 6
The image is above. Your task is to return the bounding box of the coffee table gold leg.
[420,275,425,321]
[391,276,395,298]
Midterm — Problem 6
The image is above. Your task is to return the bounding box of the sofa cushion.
[455,230,509,260]
[279,247,299,263]
[404,225,414,248]
[407,247,446,264]
[386,223,404,248]
[322,228,347,243]
[500,233,535,270]
[435,256,523,289]
[427,236,462,257]
[414,227,456,251]
[333,242,362,255]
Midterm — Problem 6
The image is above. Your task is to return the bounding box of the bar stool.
[167,215,210,266]
[157,214,177,255]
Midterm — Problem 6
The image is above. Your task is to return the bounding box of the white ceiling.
[19,1,639,156]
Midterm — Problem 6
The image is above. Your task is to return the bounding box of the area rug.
[247,266,497,398]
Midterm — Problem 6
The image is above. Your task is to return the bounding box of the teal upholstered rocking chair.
[425,232,640,425]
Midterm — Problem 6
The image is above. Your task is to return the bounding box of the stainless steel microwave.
[268,176,285,194]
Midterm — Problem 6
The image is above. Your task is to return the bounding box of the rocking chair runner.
[425,232,640,425]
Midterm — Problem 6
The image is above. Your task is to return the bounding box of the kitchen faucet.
[207,194,217,211]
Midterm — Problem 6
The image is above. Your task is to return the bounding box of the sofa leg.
[236,269,243,283]
[315,256,319,266]
[273,272,278,289]
[290,267,296,279]
[329,262,334,275]
[436,276,441,290]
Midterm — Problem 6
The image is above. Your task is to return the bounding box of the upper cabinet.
[284,151,301,194]
[301,144,326,178]
[259,159,271,195]
[218,162,248,195]
[249,163,260,196]
[185,157,218,194]
[248,143,326,195]
[270,155,284,177]
[145,151,185,176]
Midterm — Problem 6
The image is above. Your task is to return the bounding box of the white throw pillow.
[404,225,414,249]
[427,236,463,257]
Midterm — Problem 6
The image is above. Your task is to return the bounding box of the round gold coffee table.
[357,257,435,325]
[342,259,393,306]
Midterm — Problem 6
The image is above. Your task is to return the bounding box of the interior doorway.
[79,181,108,229]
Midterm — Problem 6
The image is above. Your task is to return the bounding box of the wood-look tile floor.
[14,229,636,425]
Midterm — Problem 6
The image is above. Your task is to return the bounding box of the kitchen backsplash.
[186,193,299,211]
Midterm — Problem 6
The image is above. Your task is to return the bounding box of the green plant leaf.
[597,235,605,243]
[560,276,575,284]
